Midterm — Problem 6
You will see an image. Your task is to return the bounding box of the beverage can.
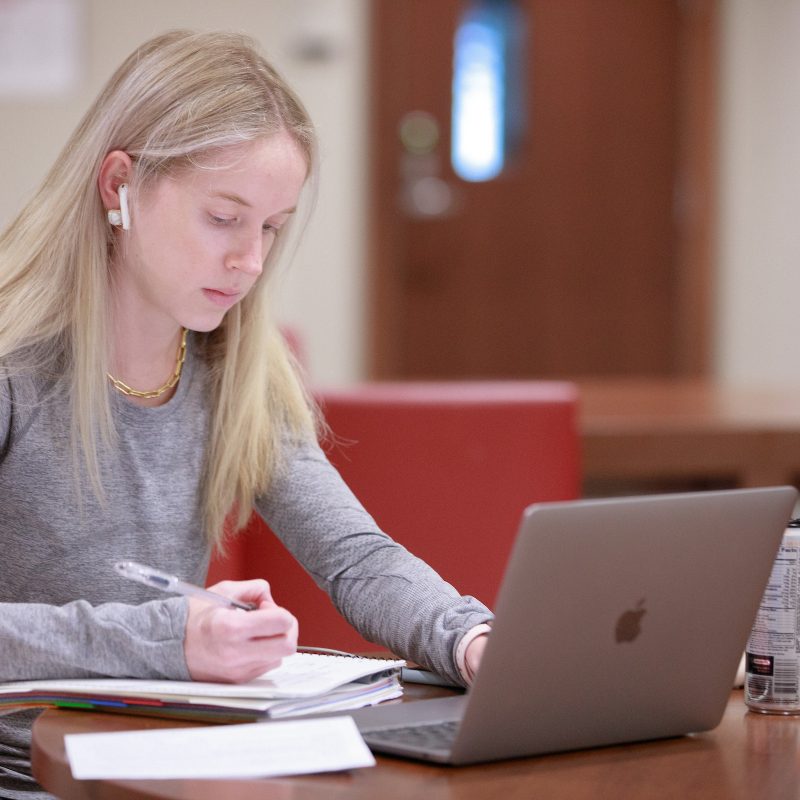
[745,519,800,714]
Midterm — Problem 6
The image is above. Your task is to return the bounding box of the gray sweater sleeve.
[256,439,494,686]
[0,374,193,683]
[0,598,190,681]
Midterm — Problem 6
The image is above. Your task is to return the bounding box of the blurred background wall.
[0,0,796,388]
[717,0,800,385]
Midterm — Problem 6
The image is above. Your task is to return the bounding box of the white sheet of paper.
[65,716,375,780]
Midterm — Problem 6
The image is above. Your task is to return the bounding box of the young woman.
[0,29,492,797]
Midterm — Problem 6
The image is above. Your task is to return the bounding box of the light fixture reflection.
[452,8,506,181]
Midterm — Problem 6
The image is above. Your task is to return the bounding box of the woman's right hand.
[183,579,298,683]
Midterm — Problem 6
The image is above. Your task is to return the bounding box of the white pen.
[114,561,257,611]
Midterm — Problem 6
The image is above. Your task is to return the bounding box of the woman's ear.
[97,150,133,211]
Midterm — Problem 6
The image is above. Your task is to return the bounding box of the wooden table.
[31,688,800,800]
[579,379,800,492]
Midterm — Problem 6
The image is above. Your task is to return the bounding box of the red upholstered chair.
[208,381,580,651]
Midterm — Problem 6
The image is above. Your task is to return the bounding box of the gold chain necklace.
[107,328,188,400]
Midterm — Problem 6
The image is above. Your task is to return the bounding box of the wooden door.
[368,0,717,379]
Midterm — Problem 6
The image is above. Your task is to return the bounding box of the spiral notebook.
[0,652,405,722]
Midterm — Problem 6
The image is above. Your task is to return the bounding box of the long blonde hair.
[0,30,318,546]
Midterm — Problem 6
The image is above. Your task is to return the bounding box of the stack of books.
[0,652,405,722]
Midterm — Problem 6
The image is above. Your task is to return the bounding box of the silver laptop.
[350,487,797,764]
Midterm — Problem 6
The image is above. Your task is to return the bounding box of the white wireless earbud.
[118,184,131,231]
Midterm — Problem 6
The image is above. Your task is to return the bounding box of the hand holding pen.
[115,561,298,683]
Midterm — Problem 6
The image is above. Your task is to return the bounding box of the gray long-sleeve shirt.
[0,338,492,798]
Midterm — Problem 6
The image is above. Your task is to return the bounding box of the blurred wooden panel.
[368,0,717,379]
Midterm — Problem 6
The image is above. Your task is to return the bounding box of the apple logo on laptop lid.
[615,598,647,643]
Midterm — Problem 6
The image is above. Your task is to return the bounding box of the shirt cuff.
[456,623,492,686]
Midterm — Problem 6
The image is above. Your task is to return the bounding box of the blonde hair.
[0,30,318,546]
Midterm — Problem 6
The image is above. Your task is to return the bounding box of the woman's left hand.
[464,633,489,683]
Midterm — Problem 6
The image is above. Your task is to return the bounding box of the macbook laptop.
[349,486,797,764]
